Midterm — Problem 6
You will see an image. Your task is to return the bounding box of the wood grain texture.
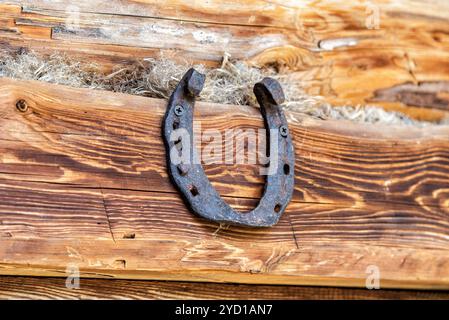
[1,276,448,300]
[0,1,448,121]
[0,78,448,289]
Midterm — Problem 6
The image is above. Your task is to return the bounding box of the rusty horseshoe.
[162,68,295,227]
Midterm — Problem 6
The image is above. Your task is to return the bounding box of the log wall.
[0,78,448,290]
[0,1,448,121]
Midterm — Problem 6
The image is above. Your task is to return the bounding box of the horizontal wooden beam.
[0,78,448,289]
[1,276,448,300]
[6,0,449,29]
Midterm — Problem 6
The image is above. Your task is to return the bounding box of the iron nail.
[174,105,185,116]
[280,125,288,137]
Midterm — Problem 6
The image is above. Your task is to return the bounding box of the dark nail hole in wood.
[114,259,126,269]
[190,185,199,197]
[274,203,282,213]
[283,163,290,175]
[123,233,136,239]
[16,99,28,112]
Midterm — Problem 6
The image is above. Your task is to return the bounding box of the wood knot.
[16,99,28,112]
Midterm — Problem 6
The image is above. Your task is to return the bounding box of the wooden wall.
[0,78,448,291]
[0,1,448,121]
[1,1,449,299]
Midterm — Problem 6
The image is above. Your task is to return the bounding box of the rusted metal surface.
[162,68,295,227]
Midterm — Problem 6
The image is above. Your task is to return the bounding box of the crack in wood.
[370,81,449,111]
[288,214,300,250]
[99,187,116,243]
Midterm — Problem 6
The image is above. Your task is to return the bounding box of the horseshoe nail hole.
[189,185,199,197]
[283,164,290,175]
[174,137,183,152]
[177,165,188,176]
[173,120,180,130]
[274,203,282,213]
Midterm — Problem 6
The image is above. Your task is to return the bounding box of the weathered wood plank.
[9,7,308,62]
[0,1,448,121]
[0,78,448,289]
[1,276,448,300]
[0,4,21,14]
[2,239,449,289]
[7,0,449,29]
[16,24,51,39]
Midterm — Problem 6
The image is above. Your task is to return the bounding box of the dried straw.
[0,51,446,126]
